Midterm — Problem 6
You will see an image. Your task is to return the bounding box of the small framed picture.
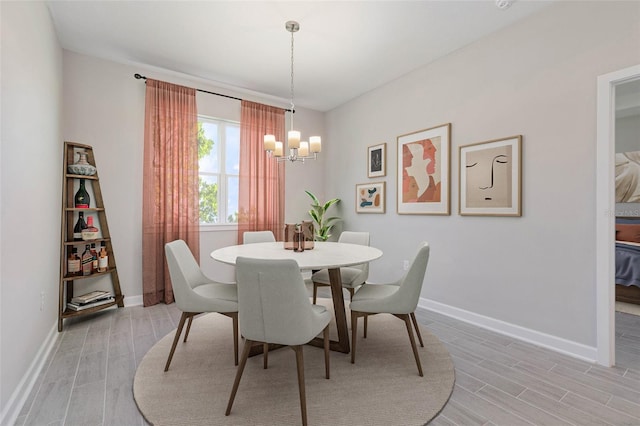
[397,123,451,215]
[356,182,386,213]
[459,135,522,216]
[368,143,386,178]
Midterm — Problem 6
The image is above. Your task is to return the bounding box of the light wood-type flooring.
[15,294,640,425]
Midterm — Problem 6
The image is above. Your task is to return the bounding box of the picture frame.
[459,135,522,216]
[397,123,451,215]
[367,143,386,178]
[356,181,386,213]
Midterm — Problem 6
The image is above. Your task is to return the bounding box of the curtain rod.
[133,73,293,113]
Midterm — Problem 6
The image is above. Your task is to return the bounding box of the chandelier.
[264,21,321,163]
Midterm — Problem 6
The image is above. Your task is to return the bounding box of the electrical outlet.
[40,291,45,311]
[403,260,410,271]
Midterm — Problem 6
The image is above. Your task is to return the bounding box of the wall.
[62,52,326,289]
[0,1,63,421]
[325,1,640,353]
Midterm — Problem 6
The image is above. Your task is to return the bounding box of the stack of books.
[67,290,115,311]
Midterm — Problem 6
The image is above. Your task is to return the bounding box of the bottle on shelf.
[81,216,100,240]
[81,244,93,276]
[67,247,81,277]
[74,179,90,208]
[97,241,109,273]
[73,212,88,241]
[90,243,98,273]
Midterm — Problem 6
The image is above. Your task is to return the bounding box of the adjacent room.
[2,1,639,425]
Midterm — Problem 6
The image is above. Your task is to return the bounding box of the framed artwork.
[615,150,640,202]
[368,143,386,178]
[397,123,451,215]
[459,135,522,216]
[356,182,386,213]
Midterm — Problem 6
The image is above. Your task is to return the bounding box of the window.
[198,116,240,225]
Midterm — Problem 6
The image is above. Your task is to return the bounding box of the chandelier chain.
[290,27,295,129]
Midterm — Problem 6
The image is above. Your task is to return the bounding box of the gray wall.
[1,1,63,418]
[325,1,640,348]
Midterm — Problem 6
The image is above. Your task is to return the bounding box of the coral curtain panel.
[238,101,285,243]
[142,79,199,306]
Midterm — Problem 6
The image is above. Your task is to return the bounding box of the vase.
[68,151,96,176]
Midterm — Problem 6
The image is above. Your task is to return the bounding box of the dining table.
[210,241,383,354]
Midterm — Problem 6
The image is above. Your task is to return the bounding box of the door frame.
[596,64,640,366]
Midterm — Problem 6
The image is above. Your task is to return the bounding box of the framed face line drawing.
[397,123,451,215]
[368,143,386,178]
[459,135,522,217]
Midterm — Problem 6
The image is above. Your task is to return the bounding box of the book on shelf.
[67,296,115,311]
[71,290,112,305]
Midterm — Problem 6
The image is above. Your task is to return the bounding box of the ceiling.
[47,0,555,112]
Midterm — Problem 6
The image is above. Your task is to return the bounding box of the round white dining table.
[211,241,382,353]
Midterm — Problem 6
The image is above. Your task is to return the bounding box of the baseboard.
[419,298,598,363]
[124,294,143,307]
[0,324,59,426]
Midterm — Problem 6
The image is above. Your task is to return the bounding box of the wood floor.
[15,297,640,426]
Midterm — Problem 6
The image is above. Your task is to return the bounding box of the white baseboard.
[1,324,59,426]
[124,294,143,307]
[419,298,598,363]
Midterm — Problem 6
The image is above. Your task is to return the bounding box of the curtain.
[237,101,285,243]
[142,79,199,306]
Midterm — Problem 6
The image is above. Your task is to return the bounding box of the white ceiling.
[47,0,555,112]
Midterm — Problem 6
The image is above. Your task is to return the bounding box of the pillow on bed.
[616,223,640,243]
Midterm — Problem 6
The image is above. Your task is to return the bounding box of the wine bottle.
[75,179,90,208]
[90,243,98,273]
[81,244,93,276]
[97,241,109,273]
[67,247,81,276]
[73,212,88,241]
[81,216,99,240]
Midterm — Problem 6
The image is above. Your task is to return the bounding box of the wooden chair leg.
[364,314,368,339]
[292,345,308,426]
[351,310,358,364]
[410,312,424,348]
[312,282,318,304]
[232,313,239,365]
[183,313,195,342]
[400,314,423,376]
[226,339,253,416]
[263,343,269,369]
[165,312,188,372]
[323,325,330,379]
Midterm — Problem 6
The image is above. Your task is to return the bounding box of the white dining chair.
[226,257,331,426]
[349,242,430,376]
[164,240,239,371]
[242,230,276,244]
[311,231,370,303]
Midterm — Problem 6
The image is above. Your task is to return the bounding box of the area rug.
[133,300,455,426]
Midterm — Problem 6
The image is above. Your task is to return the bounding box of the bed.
[615,217,640,305]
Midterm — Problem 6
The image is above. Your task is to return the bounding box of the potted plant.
[305,190,341,241]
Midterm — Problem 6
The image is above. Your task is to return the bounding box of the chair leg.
[165,312,188,372]
[348,288,354,301]
[232,313,239,365]
[263,343,269,369]
[183,313,195,342]
[323,325,330,379]
[364,314,368,339]
[400,314,423,377]
[225,339,253,416]
[312,282,318,305]
[292,345,308,426]
[410,312,424,348]
[351,310,358,364]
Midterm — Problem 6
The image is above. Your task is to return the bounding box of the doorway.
[596,64,640,366]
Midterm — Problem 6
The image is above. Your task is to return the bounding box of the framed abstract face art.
[356,182,385,213]
[459,135,522,216]
[397,123,451,215]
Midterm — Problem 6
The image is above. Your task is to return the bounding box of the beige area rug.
[616,301,640,316]
[133,299,455,426]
